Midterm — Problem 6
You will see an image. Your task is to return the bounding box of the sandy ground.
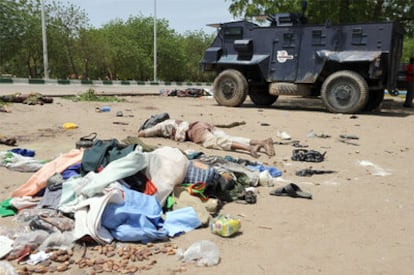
[0,94,413,274]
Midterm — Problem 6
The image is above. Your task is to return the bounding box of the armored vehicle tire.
[321,70,369,114]
[363,89,384,111]
[249,88,278,106]
[213,69,248,107]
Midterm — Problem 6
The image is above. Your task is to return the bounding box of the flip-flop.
[270,183,312,199]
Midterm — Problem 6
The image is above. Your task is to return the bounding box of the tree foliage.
[226,0,413,30]
[226,0,414,57]
[0,0,214,81]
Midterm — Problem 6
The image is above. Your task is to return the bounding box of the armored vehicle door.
[269,28,302,82]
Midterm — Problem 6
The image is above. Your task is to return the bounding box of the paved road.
[0,83,212,97]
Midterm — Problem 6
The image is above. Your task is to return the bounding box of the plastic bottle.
[210,214,241,237]
[62,122,78,129]
[177,240,219,266]
[96,106,111,112]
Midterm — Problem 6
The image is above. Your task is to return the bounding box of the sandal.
[75,132,97,149]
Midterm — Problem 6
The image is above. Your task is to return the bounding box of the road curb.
[0,77,211,87]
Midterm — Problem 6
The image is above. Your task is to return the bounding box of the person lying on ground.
[137,119,275,158]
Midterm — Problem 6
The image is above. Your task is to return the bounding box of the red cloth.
[405,63,414,82]
[144,178,157,195]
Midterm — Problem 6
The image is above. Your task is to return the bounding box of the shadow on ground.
[236,96,412,118]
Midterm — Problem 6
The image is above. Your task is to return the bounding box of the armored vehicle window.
[312,29,326,46]
[223,27,243,40]
[352,28,367,45]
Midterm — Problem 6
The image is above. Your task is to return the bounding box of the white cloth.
[0,236,14,259]
[144,147,189,205]
[141,119,189,142]
[72,183,124,244]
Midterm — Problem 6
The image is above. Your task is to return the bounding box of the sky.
[65,0,237,34]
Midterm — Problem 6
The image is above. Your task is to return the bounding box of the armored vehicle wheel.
[249,88,278,106]
[363,89,384,111]
[321,70,368,113]
[213,69,248,107]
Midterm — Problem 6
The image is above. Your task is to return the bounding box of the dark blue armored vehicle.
[201,11,403,113]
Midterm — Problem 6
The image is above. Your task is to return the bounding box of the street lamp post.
[41,0,49,79]
[153,0,157,82]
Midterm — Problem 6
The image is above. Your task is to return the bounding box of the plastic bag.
[0,151,44,172]
[6,230,49,261]
[0,261,17,275]
[358,160,391,176]
[177,240,219,266]
[38,231,74,251]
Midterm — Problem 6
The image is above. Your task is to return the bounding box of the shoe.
[403,104,413,108]
[276,131,291,140]
[76,132,97,149]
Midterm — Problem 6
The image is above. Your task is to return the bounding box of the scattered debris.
[214,121,246,128]
[339,134,359,140]
[0,93,53,105]
[291,149,326,162]
[295,168,336,177]
[276,131,291,140]
[358,160,391,176]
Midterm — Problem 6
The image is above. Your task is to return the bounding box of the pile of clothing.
[1,137,281,249]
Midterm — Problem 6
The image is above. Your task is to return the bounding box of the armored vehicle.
[200,10,403,113]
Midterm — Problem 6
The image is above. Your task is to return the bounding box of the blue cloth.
[102,186,167,243]
[164,207,201,237]
[61,163,81,179]
[101,186,201,243]
[183,160,219,187]
[9,148,35,157]
[246,164,282,177]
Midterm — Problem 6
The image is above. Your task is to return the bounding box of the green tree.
[100,16,154,80]
[0,0,24,73]
[0,0,44,77]
[179,30,215,82]
[226,0,414,36]
[47,0,89,78]
[1,1,219,81]
[76,28,112,80]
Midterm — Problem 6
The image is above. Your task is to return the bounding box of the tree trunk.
[372,0,384,21]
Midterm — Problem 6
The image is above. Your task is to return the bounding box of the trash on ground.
[339,134,359,140]
[95,106,111,112]
[269,183,312,199]
[291,149,326,162]
[295,168,336,177]
[276,130,291,140]
[210,214,241,237]
[62,122,78,130]
[177,240,220,266]
[358,160,391,176]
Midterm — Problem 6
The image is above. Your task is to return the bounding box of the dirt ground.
[0,94,413,274]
